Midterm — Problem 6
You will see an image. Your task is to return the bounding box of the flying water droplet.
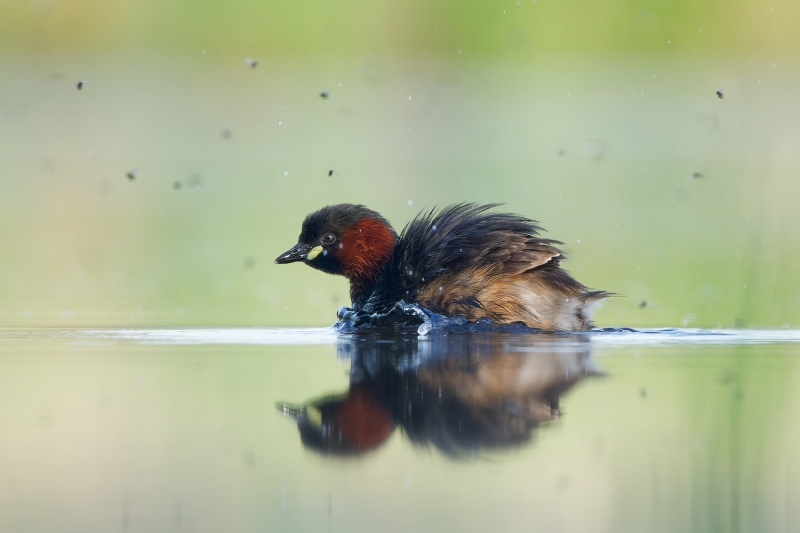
[417,322,431,336]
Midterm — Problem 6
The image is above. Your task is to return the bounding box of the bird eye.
[321,233,336,245]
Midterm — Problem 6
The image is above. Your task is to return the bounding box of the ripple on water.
[1,327,800,346]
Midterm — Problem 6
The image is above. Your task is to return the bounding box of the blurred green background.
[1,0,799,327]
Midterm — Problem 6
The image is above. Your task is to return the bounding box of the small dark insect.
[328,170,339,177]
[716,88,724,99]
[557,148,566,157]
[639,387,648,399]
[319,90,330,99]
[75,80,90,90]
[638,300,650,309]
[220,128,232,139]
[173,181,182,190]
[245,57,258,69]
[687,171,704,181]
[126,169,138,181]
[243,256,256,269]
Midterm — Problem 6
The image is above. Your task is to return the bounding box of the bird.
[274,203,610,331]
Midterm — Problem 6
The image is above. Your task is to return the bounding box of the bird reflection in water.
[278,333,602,458]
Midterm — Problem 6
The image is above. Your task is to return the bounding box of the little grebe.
[275,203,609,331]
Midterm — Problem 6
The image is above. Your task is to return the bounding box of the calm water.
[1,328,799,533]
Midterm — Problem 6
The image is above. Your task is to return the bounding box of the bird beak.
[274,243,311,264]
[277,402,306,422]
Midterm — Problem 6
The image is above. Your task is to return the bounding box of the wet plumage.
[275,203,610,331]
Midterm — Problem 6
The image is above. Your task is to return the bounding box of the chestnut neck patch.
[338,217,397,305]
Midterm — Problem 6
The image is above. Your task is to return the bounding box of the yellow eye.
[321,233,336,245]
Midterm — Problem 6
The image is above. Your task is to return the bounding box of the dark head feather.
[298,203,394,245]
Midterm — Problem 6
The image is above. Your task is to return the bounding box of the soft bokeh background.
[2,0,800,327]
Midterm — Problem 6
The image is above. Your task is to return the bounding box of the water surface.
[1,328,798,532]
